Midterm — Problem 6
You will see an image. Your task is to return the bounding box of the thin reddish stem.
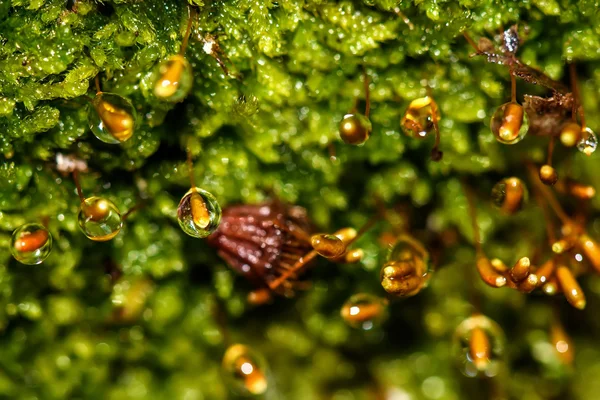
[72,170,85,203]
[569,63,585,128]
[179,6,196,55]
[462,180,483,255]
[462,32,480,53]
[547,136,555,166]
[186,146,196,190]
[95,75,101,93]
[526,163,572,226]
[363,67,371,118]
[510,71,517,103]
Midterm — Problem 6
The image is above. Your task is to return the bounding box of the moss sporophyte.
[4,1,600,398]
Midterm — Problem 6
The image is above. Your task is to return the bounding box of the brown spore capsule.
[311,233,346,259]
[498,103,524,142]
[94,97,134,142]
[510,257,530,282]
[190,191,211,229]
[539,165,558,186]
[516,273,538,293]
[343,248,364,263]
[556,265,586,309]
[247,288,272,306]
[476,256,507,288]
[578,234,600,274]
[13,229,49,253]
[535,258,555,286]
[470,327,491,371]
[560,122,582,147]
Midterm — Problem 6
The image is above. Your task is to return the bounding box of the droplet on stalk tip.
[491,177,527,215]
[177,188,222,238]
[153,55,194,102]
[311,233,346,258]
[490,102,529,144]
[340,293,388,329]
[10,223,53,265]
[380,235,432,297]
[339,113,372,145]
[577,127,597,156]
[222,344,268,395]
[78,197,123,241]
[89,93,136,144]
[453,314,505,378]
[401,96,440,139]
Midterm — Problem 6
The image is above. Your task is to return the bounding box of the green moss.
[1,0,600,399]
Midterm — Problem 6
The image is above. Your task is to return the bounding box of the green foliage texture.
[2,0,600,399]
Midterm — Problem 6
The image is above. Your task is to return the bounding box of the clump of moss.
[1,1,600,399]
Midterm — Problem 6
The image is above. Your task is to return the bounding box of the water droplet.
[452,314,505,378]
[311,233,346,258]
[577,127,597,156]
[491,177,527,215]
[11,223,52,265]
[88,93,136,144]
[222,344,268,395]
[177,188,221,238]
[153,55,193,102]
[340,293,388,329]
[339,113,372,145]
[401,96,440,139]
[490,102,528,144]
[380,235,431,297]
[78,197,123,241]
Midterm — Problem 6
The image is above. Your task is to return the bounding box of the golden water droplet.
[10,223,53,265]
[89,93,136,144]
[340,293,388,329]
[490,102,528,144]
[380,235,431,297]
[453,314,505,378]
[401,96,440,139]
[177,188,222,238]
[311,233,346,258]
[78,197,123,242]
[153,55,193,102]
[222,344,268,395]
[491,177,527,215]
[339,113,372,145]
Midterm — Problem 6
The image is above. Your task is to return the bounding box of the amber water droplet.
[177,187,221,238]
[89,93,136,144]
[222,344,268,395]
[339,113,372,145]
[78,197,123,241]
[311,233,346,258]
[577,127,597,156]
[401,96,440,139]
[380,235,431,297]
[10,223,53,265]
[491,177,527,215]
[340,293,388,329]
[490,102,529,144]
[453,314,505,378]
[153,55,193,102]
[560,122,581,147]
